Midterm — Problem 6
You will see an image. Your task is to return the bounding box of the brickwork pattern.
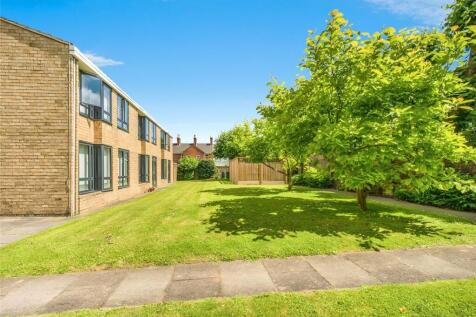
[0,19,71,215]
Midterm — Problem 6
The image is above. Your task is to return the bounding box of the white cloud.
[365,0,452,26]
[83,52,124,67]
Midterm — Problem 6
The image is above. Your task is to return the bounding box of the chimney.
[177,134,181,145]
[209,136,213,145]
[193,134,197,146]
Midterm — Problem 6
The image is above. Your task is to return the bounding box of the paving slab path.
[1,245,475,316]
[323,189,476,222]
[0,217,69,247]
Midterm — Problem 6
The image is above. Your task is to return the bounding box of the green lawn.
[1,181,476,277]
[42,279,476,317]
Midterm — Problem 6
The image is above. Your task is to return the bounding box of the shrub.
[197,160,215,179]
[178,156,199,180]
[394,187,476,212]
[292,167,333,189]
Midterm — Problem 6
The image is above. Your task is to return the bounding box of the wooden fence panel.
[229,158,286,185]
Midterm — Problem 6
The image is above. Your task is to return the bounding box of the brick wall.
[0,19,71,215]
[75,66,174,214]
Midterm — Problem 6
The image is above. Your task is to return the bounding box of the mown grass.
[1,181,475,277]
[42,279,476,317]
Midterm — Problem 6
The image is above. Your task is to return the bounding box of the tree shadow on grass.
[201,193,462,250]
[201,187,288,197]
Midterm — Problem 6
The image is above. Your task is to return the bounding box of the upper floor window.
[152,124,157,144]
[80,73,101,117]
[80,72,111,123]
[138,115,149,141]
[160,130,170,150]
[117,96,129,131]
[102,84,112,123]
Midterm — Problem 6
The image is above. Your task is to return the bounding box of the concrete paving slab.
[305,255,380,288]
[0,216,69,247]
[1,245,475,316]
[38,270,126,314]
[263,258,331,291]
[345,252,430,283]
[173,263,219,280]
[0,278,26,298]
[0,275,77,316]
[220,261,276,296]
[164,277,220,301]
[393,249,473,280]
[105,267,173,307]
[425,246,476,274]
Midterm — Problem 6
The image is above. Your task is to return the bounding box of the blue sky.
[1,0,450,143]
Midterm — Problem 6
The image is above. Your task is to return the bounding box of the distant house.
[173,135,213,164]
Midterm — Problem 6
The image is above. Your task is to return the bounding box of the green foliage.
[213,123,253,159]
[444,0,476,145]
[445,0,476,34]
[220,10,476,209]
[292,167,333,189]
[302,10,475,199]
[178,156,199,180]
[197,160,215,179]
[395,187,476,212]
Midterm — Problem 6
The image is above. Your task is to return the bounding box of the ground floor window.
[139,154,150,183]
[79,142,112,193]
[101,146,112,190]
[118,149,129,188]
[79,143,94,193]
[161,159,168,180]
[167,159,171,183]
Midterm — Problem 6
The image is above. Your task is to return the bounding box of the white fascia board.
[69,45,170,135]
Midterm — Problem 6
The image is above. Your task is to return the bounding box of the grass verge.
[1,181,475,277]
[41,279,476,317]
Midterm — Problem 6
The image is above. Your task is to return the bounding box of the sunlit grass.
[1,181,475,277]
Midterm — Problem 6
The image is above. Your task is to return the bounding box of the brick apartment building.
[0,17,174,216]
[172,135,213,164]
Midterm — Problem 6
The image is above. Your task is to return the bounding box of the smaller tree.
[213,122,253,159]
[177,156,199,180]
[197,160,215,179]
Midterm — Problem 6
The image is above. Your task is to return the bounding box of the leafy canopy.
[444,0,476,145]
[213,122,253,159]
[303,10,475,193]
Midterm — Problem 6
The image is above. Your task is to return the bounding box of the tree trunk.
[356,188,368,211]
[287,169,293,191]
[300,162,304,175]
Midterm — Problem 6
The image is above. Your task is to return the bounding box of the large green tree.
[445,0,476,145]
[303,10,475,210]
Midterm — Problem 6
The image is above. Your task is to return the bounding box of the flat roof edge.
[70,46,170,135]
